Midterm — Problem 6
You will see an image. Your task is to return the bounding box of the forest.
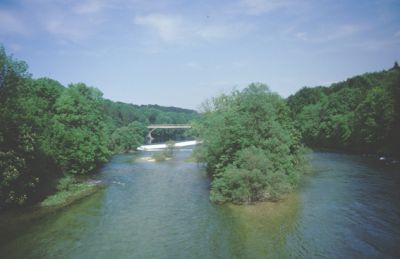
[287,62,400,157]
[0,47,197,208]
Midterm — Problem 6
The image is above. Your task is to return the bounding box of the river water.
[1,150,400,258]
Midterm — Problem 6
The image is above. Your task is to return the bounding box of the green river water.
[1,149,400,258]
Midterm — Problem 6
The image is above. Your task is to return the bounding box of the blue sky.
[1,0,399,109]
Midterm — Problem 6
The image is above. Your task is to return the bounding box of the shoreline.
[0,180,104,230]
[39,180,104,208]
[0,181,104,247]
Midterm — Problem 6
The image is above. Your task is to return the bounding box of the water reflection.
[0,191,106,258]
[225,194,301,258]
[1,151,399,258]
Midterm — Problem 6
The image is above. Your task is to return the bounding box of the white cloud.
[294,24,400,51]
[74,0,116,15]
[134,13,251,45]
[196,25,230,40]
[294,32,307,41]
[134,14,184,43]
[37,0,113,44]
[75,1,104,14]
[0,10,27,35]
[295,24,362,43]
[46,19,91,44]
[0,0,115,44]
[236,0,295,15]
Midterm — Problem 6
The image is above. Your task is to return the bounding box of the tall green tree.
[110,121,146,153]
[49,83,110,174]
[194,84,307,204]
[0,47,42,206]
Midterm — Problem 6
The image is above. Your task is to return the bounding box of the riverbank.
[40,179,104,208]
[310,147,400,165]
[0,179,104,247]
[0,178,104,232]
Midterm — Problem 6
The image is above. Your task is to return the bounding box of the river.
[1,149,400,258]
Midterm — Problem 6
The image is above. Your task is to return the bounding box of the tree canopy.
[0,47,196,208]
[287,64,400,156]
[194,84,308,204]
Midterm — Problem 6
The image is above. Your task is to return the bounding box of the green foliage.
[288,65,400,156]
[354,86,395,149]
[110,122,146,153]
[151,152,168,162]
[0,46,197,207]
[287,86,327,116]
[194,83,307,204]
[56,175,75,191]
[151,141,177,161]
[210,147,295,203]
[164,140,176,157]
[0,151,35,205]
[40,176,99,207]
[0,47,43,207]
[102,101,198,142]
[48,83,110,174]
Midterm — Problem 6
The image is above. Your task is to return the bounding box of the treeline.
[3,43,397,207]
[0,47,197,207]
[192,64,400,204]
[193,84,308,204]
[287,63,400,157]
[103,101,196,142]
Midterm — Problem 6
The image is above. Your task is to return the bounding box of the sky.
[0,0,399,110]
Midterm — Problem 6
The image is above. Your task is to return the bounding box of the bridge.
[147,124,192,129]
[146,124,192,144]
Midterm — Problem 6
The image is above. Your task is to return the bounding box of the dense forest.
[0,47,197,208]
[287,63,400,157]
[193,84,308,204]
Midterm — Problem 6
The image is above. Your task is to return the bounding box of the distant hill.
[102,99,197,128]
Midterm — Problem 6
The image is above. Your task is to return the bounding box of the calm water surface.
[1,150,400,258]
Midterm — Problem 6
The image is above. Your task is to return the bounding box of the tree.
[110,121,146,153]
[49,83,110,174]
[194,83,307,204]
[0,46,198,208]
[288,65,400,156]
[392,61,399,70]
[353,86,395,151]
[0,47,41,206]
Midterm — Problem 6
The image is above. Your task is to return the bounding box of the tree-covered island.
[193,84,308,204]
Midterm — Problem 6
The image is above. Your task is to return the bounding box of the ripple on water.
[1,151,400,258]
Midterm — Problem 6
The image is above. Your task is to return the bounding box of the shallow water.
[1,150,399,258]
